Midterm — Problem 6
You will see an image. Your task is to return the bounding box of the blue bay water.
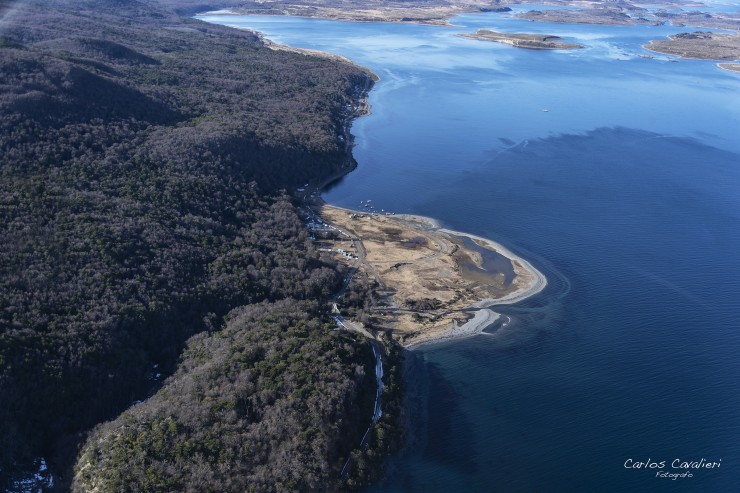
[201,11,740,492]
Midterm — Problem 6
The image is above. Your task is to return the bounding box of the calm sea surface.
[203,10,740,492]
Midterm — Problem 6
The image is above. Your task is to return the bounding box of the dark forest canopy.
[0,0,379,489]
[73,301,377,492]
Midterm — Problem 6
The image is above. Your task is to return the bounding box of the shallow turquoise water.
[202,11,740,492]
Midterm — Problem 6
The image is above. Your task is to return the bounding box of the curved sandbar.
[718,63,740,73]
[441,229,547,308]
[316,204,546,347]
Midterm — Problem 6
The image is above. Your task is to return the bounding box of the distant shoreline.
[197,6,740,76]
[198,1,740,33]
[718,63,740,73]
[643,32,740,65]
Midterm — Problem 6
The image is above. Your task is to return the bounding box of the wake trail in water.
[626,264,715,312]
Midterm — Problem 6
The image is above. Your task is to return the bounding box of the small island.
[458,29,584,50]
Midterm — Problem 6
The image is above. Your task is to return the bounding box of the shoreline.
[444,230,548,307]
[203,18,381,82]
[229,24,379,195]
[406,220,547,347]
[717,63,740,73]
[260,34,381,82]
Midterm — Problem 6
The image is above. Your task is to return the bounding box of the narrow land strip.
[458,30,584,50]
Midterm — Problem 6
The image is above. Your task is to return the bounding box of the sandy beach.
[443,230,548,307]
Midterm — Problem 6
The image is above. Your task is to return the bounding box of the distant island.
[644,32,740,71]
[458,29,584,50]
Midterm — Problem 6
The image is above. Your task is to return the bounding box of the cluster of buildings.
[300,208,358,260]
[336,248,358,260]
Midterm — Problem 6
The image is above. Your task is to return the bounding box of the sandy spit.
[406,308,501,350]
[439,230,548,308]
[369,213,546,347]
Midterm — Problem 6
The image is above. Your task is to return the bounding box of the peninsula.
[316,205,546,347]
[458,29,584,50]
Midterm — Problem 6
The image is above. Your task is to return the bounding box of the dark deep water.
[373,129,740,492]
[202,9,740,492]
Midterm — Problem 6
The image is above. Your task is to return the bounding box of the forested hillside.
[74,301,376,492]
[0,0,378,488]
